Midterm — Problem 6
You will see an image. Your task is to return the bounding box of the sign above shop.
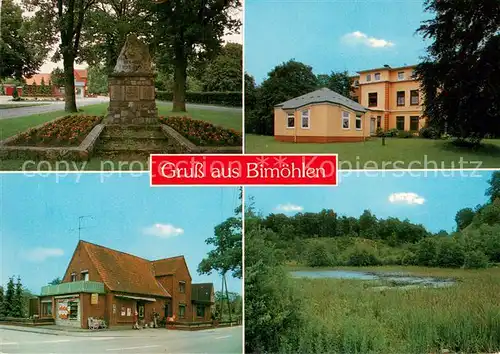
[91,293,98,305]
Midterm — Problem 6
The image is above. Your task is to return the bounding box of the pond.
[290,270,455,289]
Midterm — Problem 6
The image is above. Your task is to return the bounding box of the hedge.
[156,91,242,107]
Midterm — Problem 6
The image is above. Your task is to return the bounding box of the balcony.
[41,281,105,296]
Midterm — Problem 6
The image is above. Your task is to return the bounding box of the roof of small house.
[276,88,367,113]
[78,241,175,298]
[24,74,52,85]
[151,256,192,279]
[191,283,214,304]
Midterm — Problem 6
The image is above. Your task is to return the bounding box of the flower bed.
[159,116,242,147]
[8,115,103,147]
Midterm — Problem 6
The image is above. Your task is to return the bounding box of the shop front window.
[68,301,78,320]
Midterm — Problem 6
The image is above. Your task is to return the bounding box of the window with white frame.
[287,113,295,128]
[301,110,310,129]
[81,270,89,281]
[397,71,405,80]
[355,116,362,130]
[342,111,350,129]
[374,73,381,81]
[71,273,77,282]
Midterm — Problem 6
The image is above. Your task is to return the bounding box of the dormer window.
[81,270,89,281]
[70,273,77,282]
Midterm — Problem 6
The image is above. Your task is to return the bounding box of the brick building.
[38,241,214,328]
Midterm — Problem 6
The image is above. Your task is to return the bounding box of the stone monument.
[106,34,158,124]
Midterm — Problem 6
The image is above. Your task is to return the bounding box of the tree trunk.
[172,57,187,112]
[63,53,77,112]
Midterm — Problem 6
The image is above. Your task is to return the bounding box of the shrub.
[464,250,489,269]
[156,91,242,107]
[385,128,399,137]
[346,245,380,266]
[305,243,332,267]
[376,127,385,137]
[12,89,20,101]
[419,126,440,139]
[397,131,414,139]
[159,116,242,146]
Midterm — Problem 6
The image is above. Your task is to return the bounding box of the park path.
[0,96,241,120]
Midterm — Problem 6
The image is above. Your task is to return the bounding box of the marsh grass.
[288,267,500,353]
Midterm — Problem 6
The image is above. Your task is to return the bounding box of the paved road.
[0,97,110,120]
[0,96,241,119]
[0,326,242,353]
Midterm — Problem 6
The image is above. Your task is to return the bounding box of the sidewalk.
[0,324,154,337]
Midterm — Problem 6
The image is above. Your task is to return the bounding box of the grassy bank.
[289,266,500,353]
[245,134,500,169]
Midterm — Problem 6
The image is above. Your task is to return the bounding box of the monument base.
[106,73,158,125]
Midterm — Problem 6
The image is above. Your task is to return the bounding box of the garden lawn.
[290,265,500,354]
[0,102,242,171]
[0,103,49,109]
[246,134,500,169]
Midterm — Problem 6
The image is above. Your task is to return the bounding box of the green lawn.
[0,103,49,109]
[246,134,500,169]
[0,102,242,171]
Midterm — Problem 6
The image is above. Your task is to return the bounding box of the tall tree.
[87,65,108,94]
[0,0,49,79]
[248,60,318,136]
[317,71,353,98]
[198,188,242,321]
[486,171,500,203]
[415,0,500,144]
[4,277,15,317]
[0,286,4,317]
[49,277,62,285]
[12,277,24,318]
[455,208,476,231]
[198,188,242,279]
[201,43,242,92]
[26,0,98,112]
[50,68,66,87]
[79,0,155,73]
[154,0,241,112]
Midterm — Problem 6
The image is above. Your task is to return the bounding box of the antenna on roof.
[69,215,95,241]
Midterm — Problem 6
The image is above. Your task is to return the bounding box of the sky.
[246,170,494,233]
[0,173,242,295]
[245,0,431,84]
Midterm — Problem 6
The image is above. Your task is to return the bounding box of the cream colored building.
[353,64,425,135]
[273,64,425,143]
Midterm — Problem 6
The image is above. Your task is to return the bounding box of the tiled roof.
[276,88,367,113]
[74,69,88,79]
[81,241,171,298]
[24,74,52,85]
[192,283,214,304]
[152,256,192,279]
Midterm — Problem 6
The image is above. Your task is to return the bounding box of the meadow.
[289,266,500,354]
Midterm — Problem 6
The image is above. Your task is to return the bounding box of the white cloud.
[23,248,64,262]
[143,223,184,238]
[341,31,395,48]
[276,203,304,213]
[388,192,425,205]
